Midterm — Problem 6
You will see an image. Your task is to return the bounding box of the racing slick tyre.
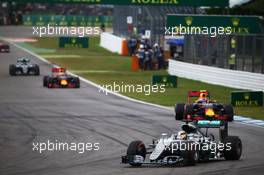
[34,65,40,76]
[74,78,80,88]
[184,104,194,119]
[9,64,16,76]
[224,105,234,122]
[126,140,146,167]
[47,78,54,88]
[175,103,185,120]
[181,149,197,166]
[43,76,49,87]
[223,136,242,160]
[198,149,210,162]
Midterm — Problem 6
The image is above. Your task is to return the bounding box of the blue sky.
[230,0,250,7]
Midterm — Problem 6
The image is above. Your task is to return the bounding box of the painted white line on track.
[2,37,264,129]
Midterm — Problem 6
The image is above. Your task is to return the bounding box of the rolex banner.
[152,75,177,88]
[231,91,263,107]
[167,15,263,34]
[7,0,229,7]
[59,37,89,48]
[23,15,113,27]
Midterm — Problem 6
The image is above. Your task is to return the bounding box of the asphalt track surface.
[0,27,264,175]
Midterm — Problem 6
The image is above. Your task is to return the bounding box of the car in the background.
[9,57,40,76]
[175,90,234,122]
[0,42,10,53]
[43,67,80,88]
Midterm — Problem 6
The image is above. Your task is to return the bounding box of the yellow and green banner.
[23,15,113,27]
[167,14,263,34]
[59,37,89,48]
[152,75,177,88]
[231,91,263,106]
[7,0,229,7]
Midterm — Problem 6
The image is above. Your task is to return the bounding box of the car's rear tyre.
[9,64,16,76]
[184,104,194,119]
[175,103,185,120]
[127,140,146,167]
[224,136,242,160]
[224,105,234,122]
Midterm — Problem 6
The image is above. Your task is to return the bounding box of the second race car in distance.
[0,42,10,53]
[43,67,80,88]
[175,90,234,122]
[9,57,40,76]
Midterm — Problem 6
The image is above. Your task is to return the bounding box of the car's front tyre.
[126,140,146,167]
[34,65,40,76]
[9,64,16,76]
[43,76,49,87]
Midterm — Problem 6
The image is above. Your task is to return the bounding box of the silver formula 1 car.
[9,57,40,76]
[122,120,242,167]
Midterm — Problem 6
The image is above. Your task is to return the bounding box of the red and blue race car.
[175,90,234,122]
[0,42,10,53]
[43,68,80,88]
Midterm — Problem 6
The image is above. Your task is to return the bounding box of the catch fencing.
[182,34,264,74]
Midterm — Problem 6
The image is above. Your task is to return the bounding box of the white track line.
[3,37,264,129]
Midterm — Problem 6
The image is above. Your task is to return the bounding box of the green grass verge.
[26,37,264,119]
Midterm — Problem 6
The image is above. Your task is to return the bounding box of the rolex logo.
[232,18,240,27]
[162,77,167,83]
[244,94,250,100]
[185,17,193,26]
[72,38,76,44]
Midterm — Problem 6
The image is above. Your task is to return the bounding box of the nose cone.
[60,79,68,86]
[205,108,215,117]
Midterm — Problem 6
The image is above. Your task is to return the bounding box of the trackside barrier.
[131,55,139,71]
[100,32,128,56]
[121,40,129,56]
[168,59,264,92]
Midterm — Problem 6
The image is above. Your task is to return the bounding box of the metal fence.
[113,5,201,44]
[112,6,264,74]
[183,34,264,74]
